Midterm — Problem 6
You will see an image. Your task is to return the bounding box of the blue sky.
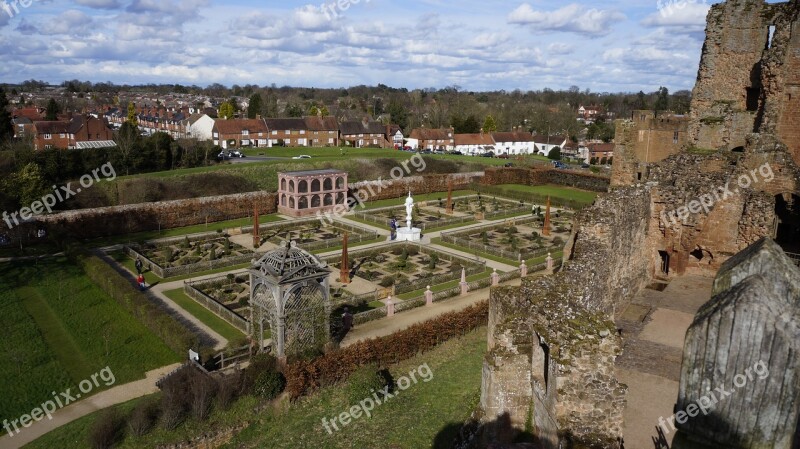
[0,0,713,92]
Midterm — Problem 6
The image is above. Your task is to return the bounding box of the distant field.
[489,184,598,205]
[0,258,179,422]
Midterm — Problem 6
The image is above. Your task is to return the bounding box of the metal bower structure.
[249,241,332,358]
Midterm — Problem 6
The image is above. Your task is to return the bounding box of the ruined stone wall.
[690,0,800,160]
[647,139,799,276]
[611,112,688,187]
[480,185,654,447]
[760,1,800,165]
[32,191,279,240]
[689,0,770,148]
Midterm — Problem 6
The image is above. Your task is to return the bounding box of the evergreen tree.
[0,89,13,142]
[482,115,497,132]
[654,86,669,117]
[127,102,138,126]
[247,93,263,119]
[45,98,60,120]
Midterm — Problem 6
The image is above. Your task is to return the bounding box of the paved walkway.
[616,275,713,449]
[0,363,182,449]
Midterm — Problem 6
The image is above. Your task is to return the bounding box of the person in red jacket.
[137,273,145,291]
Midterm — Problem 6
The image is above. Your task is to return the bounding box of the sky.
[0,0,714,93]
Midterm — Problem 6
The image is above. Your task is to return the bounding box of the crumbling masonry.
[478,1,800,447]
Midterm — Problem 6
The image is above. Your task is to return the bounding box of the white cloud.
[508,3,626,37]
[642,0,710,33]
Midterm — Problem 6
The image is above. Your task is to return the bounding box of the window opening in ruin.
[767,25,776,49]
[658,250,670,275]
[746,87,760,112]
[732,146,745,153]
[637,172,642,181]
[542,342,550,390]
[775,193,800,253]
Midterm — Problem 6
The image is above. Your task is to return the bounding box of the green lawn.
[0,258,179,422]
[25,326,488,449]
[86,214,284,248]
[228,326,487,448]
[163,289,245,344]
[490,184,598,205]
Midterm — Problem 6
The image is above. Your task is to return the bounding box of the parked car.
[497,153,510,159]
[227,150,246,158]
[433,149,446,154]
[481,151,495,158]
[552,161,568,169]
[581,164,590,169]
[449,150,463,156]
[292,155,312,159]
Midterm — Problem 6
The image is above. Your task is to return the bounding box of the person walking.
[135,257,143,275]
[137,273,146,291]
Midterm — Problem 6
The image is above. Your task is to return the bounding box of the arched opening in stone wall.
[731,146,745,153]
[774,193,800,253]
[658,250,670,275]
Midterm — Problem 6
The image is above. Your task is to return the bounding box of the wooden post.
[543,196,551,237]
[446,179,454,215]
[253,202,260,249]
[340,232,350,284]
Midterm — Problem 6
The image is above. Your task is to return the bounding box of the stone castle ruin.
[478,1,800,448]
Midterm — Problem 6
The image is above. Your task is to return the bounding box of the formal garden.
[440,211,574,262]
[125,219,378,278]
[351,195,531,231]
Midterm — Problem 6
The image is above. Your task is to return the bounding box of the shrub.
[89,408,124,449]
[346,364,386,404]
[253,370,286,400]
[378,276,395,288]
[216,372,241,411]
[189,370,219,421]
[183,236,190,249]
[553,237,564,246]
[209,247,216,261]
[128,398,159,437]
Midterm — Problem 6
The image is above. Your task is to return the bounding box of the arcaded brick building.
[277,169,349,218]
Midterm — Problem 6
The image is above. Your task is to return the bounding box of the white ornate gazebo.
[249,241,332,357]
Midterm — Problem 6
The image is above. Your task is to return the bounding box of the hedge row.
[73,249,200,355]
[284,301,489,399]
